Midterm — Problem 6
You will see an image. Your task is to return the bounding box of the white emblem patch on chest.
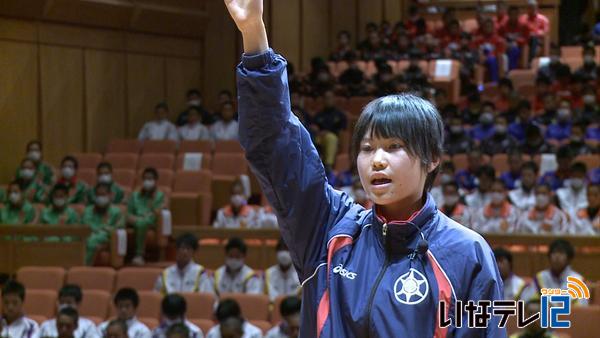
[393,268,429,305]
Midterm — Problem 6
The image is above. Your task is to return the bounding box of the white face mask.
[584,55,595,64]
[9,192,21,204]
[20,168,35,180]
[98,174,112,184]
[225,257,244,271]
[535,194,550,208]
[95,196,110,207]
[583,95,596,105]
[143,179,156,190]
[491,192,505,204]
[277,250,292,267]
[557,109,570,120]
[230,194,247,208]
[444,195,460,206]
[188,99,201,107]
[570,178,585,190]
[27,151,41,162]
[53,198,67,208]
[62,167,75,179]
[440,174,454,184]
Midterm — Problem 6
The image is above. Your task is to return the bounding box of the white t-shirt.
[98,317,151,338]
[40,316,100,338]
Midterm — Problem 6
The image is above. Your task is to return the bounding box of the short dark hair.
[114,288,139,308]
[517,100,532,111]
[521,161,538,174]
[442,181,459,191]
[175,233,198,251]
[556,146,574,159]
[351,94,444,193]
[59,284,83,303]
[498,78,513,90]
[162,294,187,318]
[221,316,244,335]
[493,247,513,266]
[225,237,247,255]
[155,101,169,111]
[570,162,588,174]
[58,306,79,324]
[280,296,301,317]
[276,237,288,252]
[477,165,496,180]
[1,280,25,301]
[61,156,79,169]
[26,140,42,151]
[219,89,233,98]
[97,161,112,172]
[142,167,159,180]
[107,319,128,335]
[186,89,201,98]
[51,183,70,197]
[215,299,242,322]
[20,158,35,168]
[94,182,112,194]
[549,239,574,261]
[166,323,189,337]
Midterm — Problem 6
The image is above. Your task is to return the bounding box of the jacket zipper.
[366,223,390,337]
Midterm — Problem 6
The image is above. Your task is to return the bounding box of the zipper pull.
[382,223,387,237]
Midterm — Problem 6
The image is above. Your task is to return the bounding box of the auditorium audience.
[57,156,88,204]
[264,239,301,301]
[210,101,239,141]
[493,247,526,301]
[0,181,37,225]
[206,299,262,338]
[87,162,124,205]
[178,106,212,141]
[153,294,203,338]
[444,117,474,155]
[18,140,54,186]
[518,183,570,234]
[213,237,262,295]
[15,158,47,203]
[266,296,301,338]
[481,116,519,155]
[97,288,151,338]
[39,284,99,338]
[138,102,178,141]
[0,280,39,338]
[213,180,257,229]
[471,179,520,234]
[41,184,80,227]
[177,89,213,127]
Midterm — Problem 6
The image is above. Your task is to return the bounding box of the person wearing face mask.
[58,156,88,204]
[87,162,124,206]
[440,181,472,228]
[264,239,301,302]
[508,100,537,143]
[556,162,589,217]
[178,106,212,141]
[455,148,483,192]
[81,183,124,265]
[572,183,600,235]
[481,116,519,155]
[39,284,100,338]
[15,158,47,203]
[338,51,367,97]
[544,100,572,148]
[154,233,214,295]
[15,140,55,186]
[567,122,594,155]
[41,184,80,241]
[509,161,539,212]
[213,181,257,229]
[574,46,598,82]
[176,88,213,127]
[469,101,497,142]
[471,179,520,234]
[517,184,570,234]
[214,237,262,295]
[520,124,552,155]
[461,92,483,125]
[210,101,240,141]
[444,117,473,156]
[465,165,496,210]
[127,167,166,265]
[138,102,178,141]
[0,181,36,225]
[255,203,279,229]
[580,86,600,124]
[266,296,301,338]
[499,149,523,190]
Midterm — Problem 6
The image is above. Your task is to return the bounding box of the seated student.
[499,149,523,190]
[517,183,570,234]
[178,106,211,141]
[455,148,483,192]
[465,165,496,210]
[254,204,279,229]
[105,319,129,338]
[509,161,539,212]
[218,317,244,338]
[41,184,80,226]
[520,239,588,306]
[508,298,561,338]
[56,306,79,338]
[214,237,262,295]
[575,45,598,82]
[499,6,529,71]
[0,280,39,337]
[98,288,151,338]
[572,183,599,235]
[545,101,573,148]
[0,181,37,225]
[567,121,595,155]
[16,158,47,203]
[213,180,258,229]
[493,248,526,301]
[440,181,472,228]
[40,284,99,338]
[81,183,124,265]
[508,100,536,143]
[138,102,178,141]
[473,18,506,82]
[444,116,473,156]
[177,89,214,127]
[166,323,190,338]
[152,294,203,338]
[210,101,239,141]
[127,167,166,265]
[87,162,124,205]
[57,156,88,204]
[469,102,497,143]
[471,179,520,234]
[539,145,574,190]
[266,296,301,338]
[154,233,214,295]
[520,124,553,155]
[265,239,300,301]
[206,299,262,338]
[481,115,519,155]
[556,162,589,216]
[16,140,54,186]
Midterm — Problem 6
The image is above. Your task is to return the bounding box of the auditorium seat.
[219,293,269,321]
[112,169,136,190]
[137,291,162,319]
[563,57,583,72]
[142,140,177,154]
[170,170,212,226]
[139,317,159,330]
[66,267,116,292]
[364,61,378,78]
[176,153,212,171]
[17,266,65,291]
[561,46,582,58]
[214,140,244,154]
[250,320,272,335]
[575,154,599,170]
[335,61,349,77]
[107,139,142,154]
[73,153,103,170]
[28,315,47,325]
[507,69,536,89]
[86,316,104,326]
[77,169,96,186]
[23,290,56,318]
[270,295,286,325]
[189,319,215,335]
[134,168,173,190]
[212,153,247,177]
[556,305,600,338]
[104,153,138,170]
[182,293,216,320]
[327,61,340,77]
[179,140,213,155]
[79,290,110,319]
[138,154,175,171]
[115,267,162,291]
[387,60,399,74]
[347,96,374,116]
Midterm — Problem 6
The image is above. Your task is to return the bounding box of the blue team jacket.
[237,49,507,338]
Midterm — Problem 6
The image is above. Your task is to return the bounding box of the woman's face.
[357,135,429,208]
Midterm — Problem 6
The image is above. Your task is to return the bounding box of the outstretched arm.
[224,0,269,54]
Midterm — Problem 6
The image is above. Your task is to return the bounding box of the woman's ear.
[428,157,441,173]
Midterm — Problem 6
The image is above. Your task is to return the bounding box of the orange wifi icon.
[566,276,590,300]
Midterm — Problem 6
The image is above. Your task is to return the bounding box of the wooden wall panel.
[40,45,84,166]
[38,23,126,50]
[126,54,165,137]
[84,50,126,152]
[271,0,301,70]
[0,41,38,183]
[166,57,202,118]
[358,0,383,41]
[384,0,403,24]
[127,33,202,57]
[0,18,37,42]
[302,0,330,70]
[330,0,357,50]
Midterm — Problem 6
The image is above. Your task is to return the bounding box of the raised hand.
[224,0,269,53]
